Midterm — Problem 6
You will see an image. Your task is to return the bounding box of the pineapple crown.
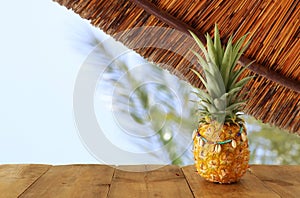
[190,24,253,124]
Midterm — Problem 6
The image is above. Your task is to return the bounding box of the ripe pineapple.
[190,25,253,184]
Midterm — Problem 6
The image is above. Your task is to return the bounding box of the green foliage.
[190,24,253,123]
[90,38,197,165]
[246,116,300,165]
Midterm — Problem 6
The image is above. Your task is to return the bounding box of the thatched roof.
[53,0,300,134]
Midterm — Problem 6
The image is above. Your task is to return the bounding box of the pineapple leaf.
[191,69,208,89]
[189,31,209,61]
[206,33,217,67]
[230,92,249,105]
[225,86,243,104]
[191,69,218,98]
[230,39,251,75]
[213,98,226,110]
[232,34,248,53]
[214,24,223,67]
[228,61,254,89]
[202,102,218,114]
[203,68,224,98]
[191,90,212,104]
[232,76,253,90]
[226,102,246,112]
[227,86,242,96]
[207,60,226,95]
[191,50,209,69]
[232,33,249,63]
[190,25,254,123]
[221,36,233,88]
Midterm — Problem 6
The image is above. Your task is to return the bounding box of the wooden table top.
[0,164,299,197]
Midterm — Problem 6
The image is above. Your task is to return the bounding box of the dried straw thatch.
[53,0,299,134]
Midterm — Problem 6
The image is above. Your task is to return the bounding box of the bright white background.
[0,0,167,165]
[0,0,100,164]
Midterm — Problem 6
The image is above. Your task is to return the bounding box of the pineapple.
[190,25,253,184]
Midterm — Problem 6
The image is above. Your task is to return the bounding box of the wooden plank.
[1,164,299,197]
[181,165,281,198]
[108,165,194,197]
[19,164,115,198]
[0,164,50,198]
[250,165,300,198]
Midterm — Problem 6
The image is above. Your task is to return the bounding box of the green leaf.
[230,38,251,75]
[190,69,208,90]
[213,98,226,110]
[232,33,249,62]
[228,60,254,89]
[202,102,218,114]
[202,68,223,98]
[214,24,223,67]
[191,50,209,69]
[225,86,243,104]
[226,102,246,112]
[206,33,217,67]
[230,92,249,105]
[232,76,253,90]
[207,60,226,95]
[191,90,212,104]
[221,36,233,88]
[227,86,242,96]
[189,31,209,61]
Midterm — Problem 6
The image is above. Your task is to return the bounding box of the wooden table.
[0,164,299,197]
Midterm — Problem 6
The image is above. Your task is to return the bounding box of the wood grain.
[0,164,50,198]
[1,164,299,197]
[250,165,300,198]
[19,165,115,198]
[181,165,281,198]
[108,165,194,197]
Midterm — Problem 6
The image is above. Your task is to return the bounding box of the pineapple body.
[190,25,253,184]
[193,122,249,183]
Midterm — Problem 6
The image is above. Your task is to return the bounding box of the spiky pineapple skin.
[193,122,250,184]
